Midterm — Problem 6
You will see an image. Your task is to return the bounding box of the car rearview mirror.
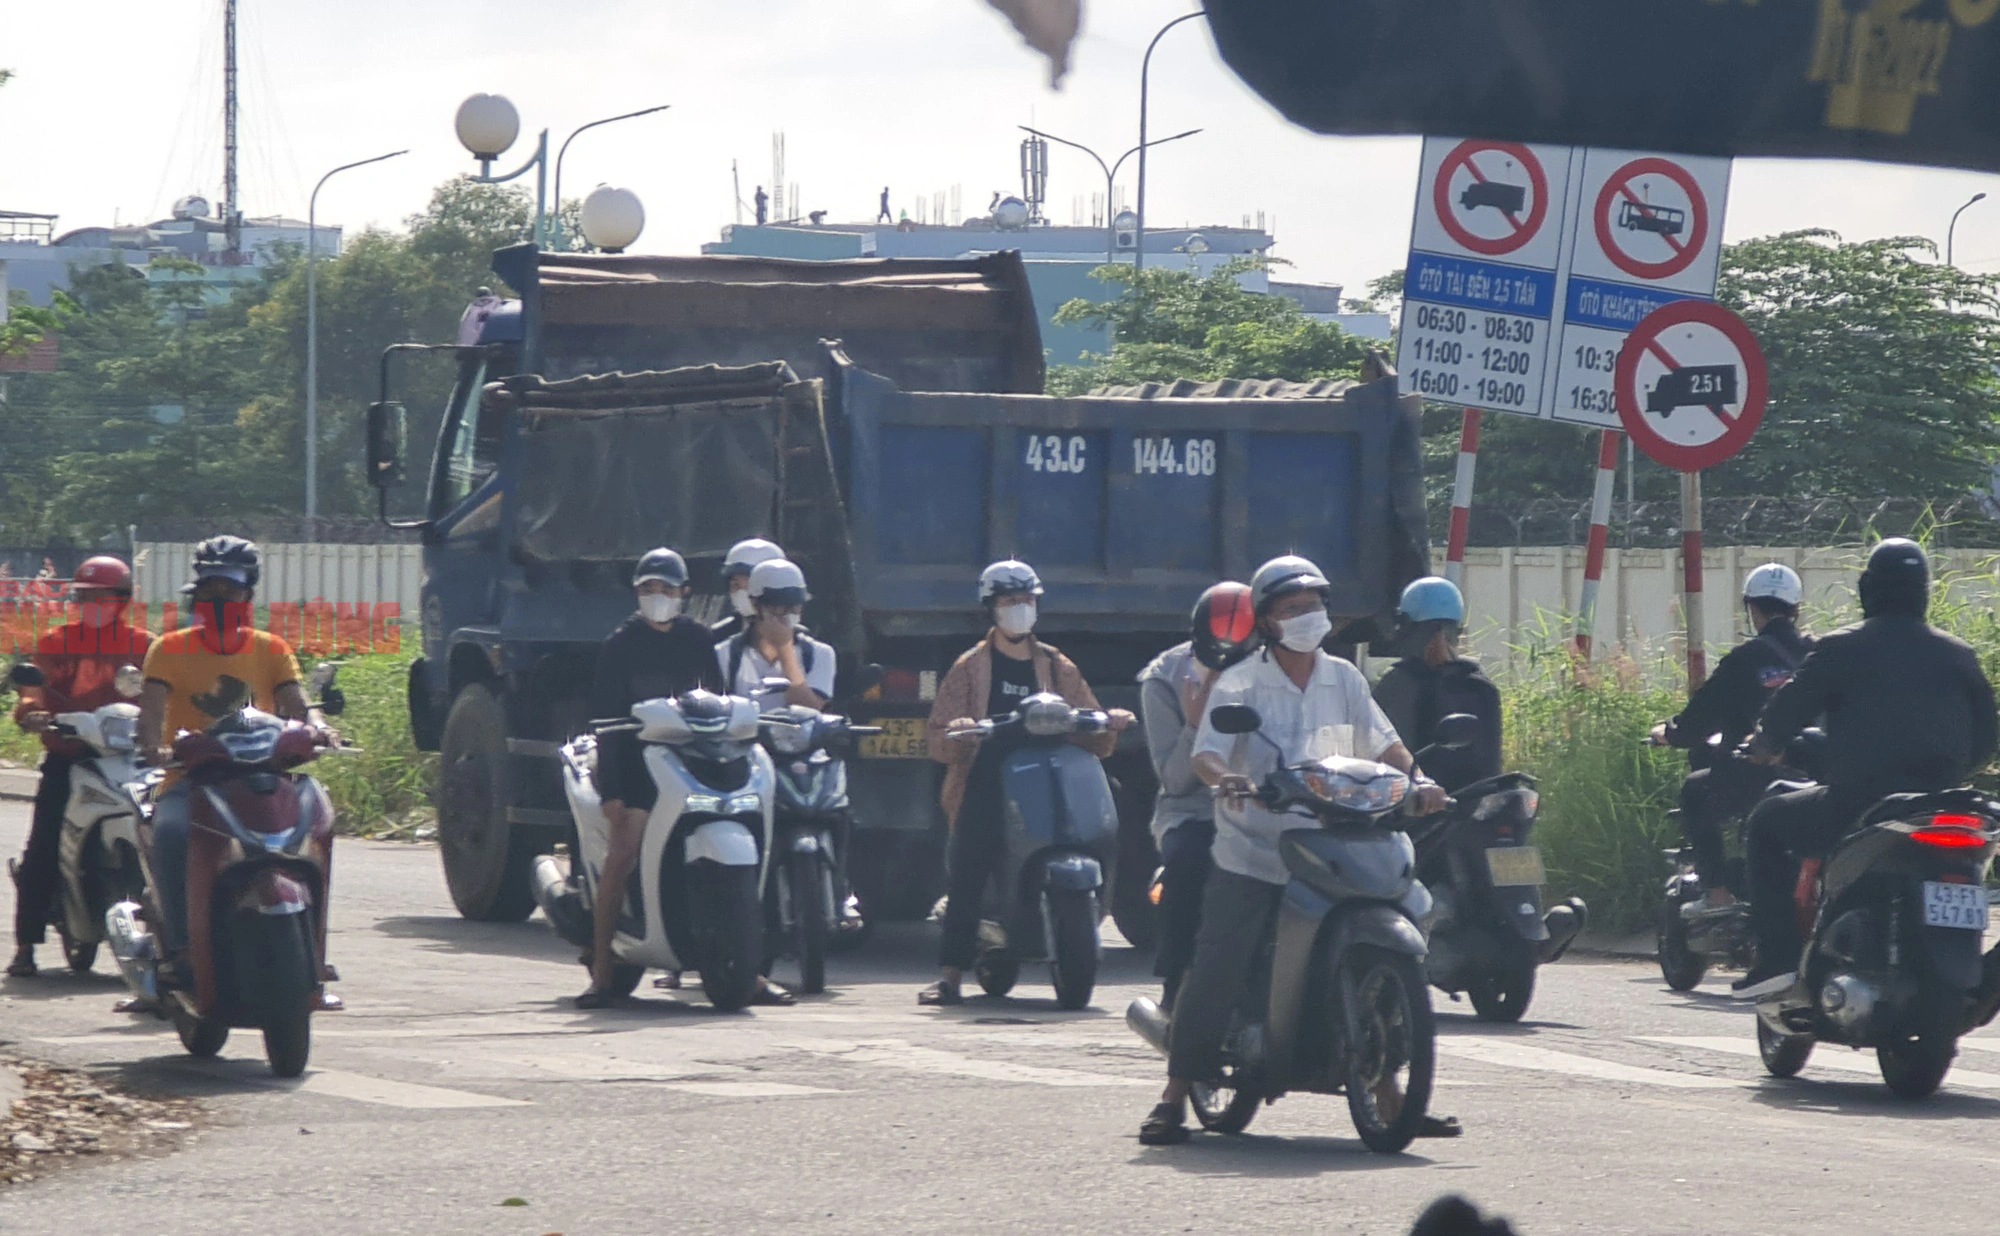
[9,663,45,689]
[1208,703,1263,735]
[1432,713,1481,750]
[366,400,407,489]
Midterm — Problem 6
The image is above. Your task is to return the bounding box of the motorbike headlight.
[683,793,725,814]
[725,791,763,815]
[99,716,137,752]
[1473,787,1540,822]
[1022,697,1072,737]
[764,721,813,756]
[1303,767,1407,814]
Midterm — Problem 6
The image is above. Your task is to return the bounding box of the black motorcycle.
[758,705,879,994]
[1414,736,1585,1022]
[1757,790,2000,1098]
[1127,702,1447,1153]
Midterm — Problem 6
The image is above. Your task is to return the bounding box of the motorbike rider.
[718,558,835,713]
[8,556,153,978]
[576,548,728,1009]
[1138,581,1259,1011]
[136,537,335,1006]
[1372,576,1501,796]
[919,559,1134,1006]
[1138,555,1450,1146]
[711,538,786,645]
[1732,539,1998,996]
[1646,564,1812,912]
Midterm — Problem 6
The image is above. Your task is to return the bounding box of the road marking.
[1439,1037,1738,1089]
[782,1037,1152,1088]
[1640,1035,2000,1089]
[665,1081,840,1097]
[294,1068,529,1109]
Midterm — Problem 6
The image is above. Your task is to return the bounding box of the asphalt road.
[3,800,1999,1235]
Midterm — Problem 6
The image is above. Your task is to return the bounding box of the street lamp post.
[550,104,671,251]
[1135,11,1203,271]
[455,93,551,246]
[1019,125,1201,264]
[1948,191,1987,267]
[306,148,407,532]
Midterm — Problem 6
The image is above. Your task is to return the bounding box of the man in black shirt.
[1648,564,1813,909]
[578,548,725,1007]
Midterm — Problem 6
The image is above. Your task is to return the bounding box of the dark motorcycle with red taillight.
[107,666,349,1078]
[1755,792,2000,1097]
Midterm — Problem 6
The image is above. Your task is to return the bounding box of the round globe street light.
[455,93,521,164]
[579,185,645,253]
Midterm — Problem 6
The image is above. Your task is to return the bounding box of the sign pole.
[1680,469,1706,688]
[1444,407,1482,588]
[1574,428,1622,658]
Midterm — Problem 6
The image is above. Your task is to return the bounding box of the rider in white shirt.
[716,558,836,713]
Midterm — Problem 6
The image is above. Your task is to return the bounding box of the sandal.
[1417,1114,1463,1139]
[574,987,619,1010]
[751,981,796,1007]
[918,980,962,1007]
[1138,1102,1190,1146]
[6,955,36,978]
[653,970,682,990]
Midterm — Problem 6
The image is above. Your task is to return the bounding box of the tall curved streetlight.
[306,148,407,529]
[1135,11,1205,271]
[551,105,670,250]
[1019,124,1201,264]
[1948,191,1987,267]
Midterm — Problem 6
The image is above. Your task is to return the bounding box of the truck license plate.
[1922,881,1989,931]
[859,717,929,760]
[1486,846,1547,888]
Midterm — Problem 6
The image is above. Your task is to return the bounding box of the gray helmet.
[184,534,261,593]
[1249,555,1330,614]
[978,559,1043,603]
[748,558,810,608]
[632,547,689,588]
[722,537,784,583]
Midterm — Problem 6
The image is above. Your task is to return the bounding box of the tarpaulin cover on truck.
[489,246,1045,395]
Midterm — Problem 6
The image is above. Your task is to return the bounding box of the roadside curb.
[0,768,35,802]
[1569,931,1654,961]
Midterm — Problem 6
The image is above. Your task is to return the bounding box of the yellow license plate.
[1486,845,1547,888]
[859,716,929,760]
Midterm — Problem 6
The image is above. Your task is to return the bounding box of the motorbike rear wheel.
[1756,1018,1814,1078]
[172,1002,229,1058]
[1466,935,1537,1023]
[1047,889,1101,1011]
[793,852,830,996]
[1657,884,1708,992]
[1342,946,1437,1155]
[975,953,1019,997]
[57,923,98,976]
[696,863,765,1013]
[1878,989,1957,1099]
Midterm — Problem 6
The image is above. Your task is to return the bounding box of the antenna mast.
[223,0,241,254]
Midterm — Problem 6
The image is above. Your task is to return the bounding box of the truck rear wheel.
[439,684,536,923]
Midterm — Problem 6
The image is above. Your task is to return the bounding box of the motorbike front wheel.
[696,863,765,1013]
[1657,883,1709,992]
[791,853,831,995]
[1466,934,1537,1023]
[57,923,98,976]
[1047,889,1101,1011]
[241,911,318,1078]
[1756,1018,1814,1079]
[975,953,1020,997]
[1342,945,1437,1155]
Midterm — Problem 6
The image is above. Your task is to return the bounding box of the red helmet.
[1190,581,1259,671]
[72,556,133,594]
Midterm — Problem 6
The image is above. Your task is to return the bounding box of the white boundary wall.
[132,542,423,614]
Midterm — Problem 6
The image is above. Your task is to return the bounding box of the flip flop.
[918,981,962,1007]
[574,988,619,1010]
[1138,1103,1190,1146]
[1417,1115,1463,1139]
[751,981,797,1007]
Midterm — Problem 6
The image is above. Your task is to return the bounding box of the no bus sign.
[1613,300,1767,473]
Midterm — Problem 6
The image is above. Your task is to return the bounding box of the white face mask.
[730,590,756,618]
[1276,609,1332,653]
[638,594,682,624]
[995,602,1037,638]
[779,612,802,631]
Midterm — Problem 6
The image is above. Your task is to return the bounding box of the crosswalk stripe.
[293,1068,529,1109]
[665,1081,842,1097]
[1439,1037,1738,1089]
[781,1037,1153,1088]
[1640,1035,2000,1088]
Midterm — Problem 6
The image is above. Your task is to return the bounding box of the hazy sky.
[9,0,2000,291]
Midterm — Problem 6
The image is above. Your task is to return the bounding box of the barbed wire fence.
[1438,496,2000,550]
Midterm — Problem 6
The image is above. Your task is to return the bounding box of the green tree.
[1046,260,1373,394]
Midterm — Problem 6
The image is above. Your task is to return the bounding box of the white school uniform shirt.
[719,632,838,712]
[1192,648,1402,886]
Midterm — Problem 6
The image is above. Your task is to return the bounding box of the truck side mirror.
[1208,703,1263,735]
[366,400,407,489]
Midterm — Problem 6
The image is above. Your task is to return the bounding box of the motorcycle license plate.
[858,717,928,760]
[1922,881,1990,931]
[1485,846,1546,888]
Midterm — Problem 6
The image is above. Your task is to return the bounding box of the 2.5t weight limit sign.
[1614,301,1767,473]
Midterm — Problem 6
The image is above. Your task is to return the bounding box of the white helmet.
[1742,563,1803,608]
[978,559,1043,603]
[723,537,785,582]
[748,558,810,607]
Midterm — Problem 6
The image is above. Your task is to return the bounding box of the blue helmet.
[1397,576,1465,626]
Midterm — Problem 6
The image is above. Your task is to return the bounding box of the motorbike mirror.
[318,686,347,718]
[1208,703,1263,735]
[759,676,793,694]
[8,662,46,689]
[1432,713,1481,750]
[852,663,886,695]
[306,661,341,694]
[114,665,145,699]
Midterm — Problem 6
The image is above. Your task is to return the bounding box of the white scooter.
[7,662,151,974]
[534,688,776,1011]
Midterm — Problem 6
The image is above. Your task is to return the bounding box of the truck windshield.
[434,356,495,516]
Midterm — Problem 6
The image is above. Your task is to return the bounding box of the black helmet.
[186,535,261,592]
[631,547,689,589]
[1860,538,1930,618]
[1190,582,1259,671]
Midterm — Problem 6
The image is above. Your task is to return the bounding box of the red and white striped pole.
[1574,428,1623,658]
[1444,408,1482,588]
[1681,469,1707,688]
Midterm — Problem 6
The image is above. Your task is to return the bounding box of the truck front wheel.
[438,684,536,922]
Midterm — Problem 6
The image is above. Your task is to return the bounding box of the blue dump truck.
[363,246,1431,944]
